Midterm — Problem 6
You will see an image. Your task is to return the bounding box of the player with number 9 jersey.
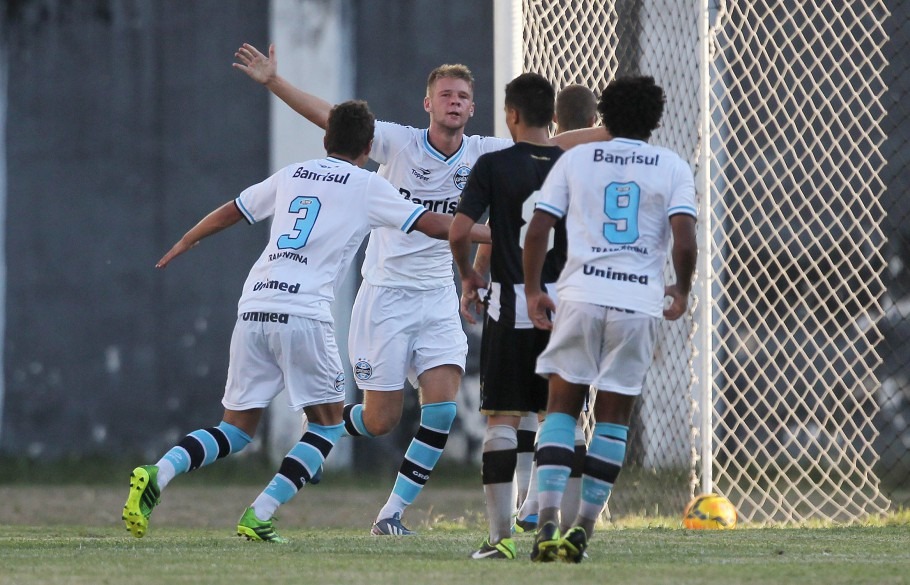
[534,137,697,316]
[523,76,698,562]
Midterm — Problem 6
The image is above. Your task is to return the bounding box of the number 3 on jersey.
[277,196,321,250]
[603,182,640,244]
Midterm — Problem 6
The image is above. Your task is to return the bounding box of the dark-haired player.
[554,83,598,135]
[524,76,698,562]
[513,82,600,534]
[450,72,567,559]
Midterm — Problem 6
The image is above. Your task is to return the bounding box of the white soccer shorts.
[222,314,346,411]
[348,282,468,391]
[535,299,659,396]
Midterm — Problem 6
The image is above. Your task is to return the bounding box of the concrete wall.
[2,0,271,459]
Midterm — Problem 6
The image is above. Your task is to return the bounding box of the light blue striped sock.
[379,402,456,518]
[343,403,375,438]
[158,421,251,489]
[579,422,628,521]
[535,413,577,520]
[254,422,345,520]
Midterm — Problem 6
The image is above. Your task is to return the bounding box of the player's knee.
[363,409,401,436]
[484,424,518,451]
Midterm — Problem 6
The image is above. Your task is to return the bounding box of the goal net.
[515,0,891,523]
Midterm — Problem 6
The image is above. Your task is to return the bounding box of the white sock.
[515,414,538,506]
[154,459,176,490]
[251,493,281,521]
[517,459,539,519]
[561,476,582,532]
[376,493,407,522]
[483,425,518,542]
[560,425,587,530]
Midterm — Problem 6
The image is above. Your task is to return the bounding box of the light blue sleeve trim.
[234,197,256,224]
[668,205,697,218]
[535,201,565,218]
[401,207,428,232]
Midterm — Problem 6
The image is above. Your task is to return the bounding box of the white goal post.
[498,0,892,523]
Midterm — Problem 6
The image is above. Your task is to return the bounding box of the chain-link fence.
[522,0,909,522]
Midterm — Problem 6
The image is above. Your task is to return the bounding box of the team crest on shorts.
[453,165,471,190]
[354,359,373,381]
[334,372,345,393]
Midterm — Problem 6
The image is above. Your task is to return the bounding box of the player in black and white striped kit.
[512,83,600,535]
[449,72,567,559]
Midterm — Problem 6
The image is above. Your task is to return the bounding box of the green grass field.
[2,461,909,584]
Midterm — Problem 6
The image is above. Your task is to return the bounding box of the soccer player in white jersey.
[121,100,490,543]
[523,76,698,562]
[233,43,608,535]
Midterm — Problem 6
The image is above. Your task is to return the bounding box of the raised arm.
[156,202,244,269]
[233,43,332,129]
[663,214,698,320]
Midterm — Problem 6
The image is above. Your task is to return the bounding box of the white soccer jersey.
[234,156,427,322]
[535,138,697,317]
[362,120,512,289]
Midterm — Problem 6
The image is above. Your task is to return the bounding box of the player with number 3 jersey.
[122,101,489,543]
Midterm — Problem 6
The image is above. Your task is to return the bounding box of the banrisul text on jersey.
[360,120,512,289]
[592,150,659,166]
[535,139,696,317]
[401,189,460,215]
[292,167,351,184]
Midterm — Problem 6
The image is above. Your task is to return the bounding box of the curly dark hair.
[597,76,665,140]
[504,72,555,128]
[325,100,375,158]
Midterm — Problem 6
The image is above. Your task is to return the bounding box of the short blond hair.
[426,64,475,96]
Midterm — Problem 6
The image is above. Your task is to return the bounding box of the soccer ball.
[682,493,737,529]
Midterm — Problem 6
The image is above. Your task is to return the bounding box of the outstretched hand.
[155,239,196,269]
[233,43,277,85]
